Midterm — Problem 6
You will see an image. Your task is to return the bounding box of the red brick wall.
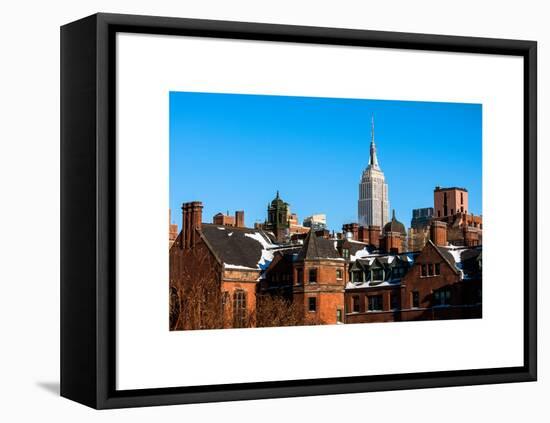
[344,286,400,323]
[381,233,403,253]
[434,187,468,218]
[401,242,460,309]
[430,221,447,246]
[292,259,346,325]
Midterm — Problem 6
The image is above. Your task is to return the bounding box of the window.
[438,210,441,217]
[390,293,400,310]
[342,248,350,259]
[233,290,247,328]
[296,268,303,285]
[336,309,343,322]
[428,263,434,276]
[368,295,383,311]
[461,192,464,204]
[411,291,420,308]
[433,288,451,306]
[308,268,317,283]
[336,269,343,280]
[421,264,427,277]
[434,263,441,275]
[308,297,317,312]
[371,268,384,281]
[352,295,360,313]
[352,270,363,283]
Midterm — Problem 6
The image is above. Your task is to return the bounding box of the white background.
[0,0,547,421]
[117,34,523,389]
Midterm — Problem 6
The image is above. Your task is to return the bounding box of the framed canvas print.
[60,13,537,409]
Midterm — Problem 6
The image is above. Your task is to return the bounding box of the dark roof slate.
[200,224,275,270]
[296,232,341,261]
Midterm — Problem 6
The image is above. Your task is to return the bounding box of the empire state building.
[358,117,390,228]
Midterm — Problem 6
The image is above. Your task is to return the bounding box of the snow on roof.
[244,232,275,270]
[217,227,226,230]
[403,253,415,262]
[443,246,465,264]
[223,263,258,271]
[350,248,374,262]
[346,279,400,290]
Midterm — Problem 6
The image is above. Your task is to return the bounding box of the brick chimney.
[357,226,369,243]
[430,220,447,246]
[182,201,203,249]
[235,210,245,228]
[367,225,380,248]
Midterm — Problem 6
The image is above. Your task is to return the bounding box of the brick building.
[170,201,279,330]
[434,186,468,217]
[170,195,482,330]
[344,234,481,324]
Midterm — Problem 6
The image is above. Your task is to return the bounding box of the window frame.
[411,291,420,308]
[308,268,318,284]
[308,296,317,312]
[367,294,383,312]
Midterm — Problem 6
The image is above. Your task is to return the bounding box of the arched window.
[233,290,247,328]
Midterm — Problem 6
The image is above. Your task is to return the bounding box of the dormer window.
[352,270,363,283]
[342,248,350,259]
[371,268,384,281]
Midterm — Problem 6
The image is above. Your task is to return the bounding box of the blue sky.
[170,92,481,232]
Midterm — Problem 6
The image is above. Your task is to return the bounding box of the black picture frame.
[60,12,537,409]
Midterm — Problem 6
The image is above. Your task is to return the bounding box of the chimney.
[235,210,245,228]
[181,203,187,249]
[367,225,380,248]
[358,226,369,243]
[430,220,447,246]
[182,201,203,249]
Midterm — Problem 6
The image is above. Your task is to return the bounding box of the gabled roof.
[296,231,342,261]
[435,243,482,279]
[200,224,277,270]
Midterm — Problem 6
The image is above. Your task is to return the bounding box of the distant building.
[433,187,482,247]
[358,116,390,228]
[212,210,245,228]
[408,207,433,252]
[262,191,291,242]
[256,191,309,241]
[411,207,434,229]
[434,186,468,218]
[379,210,407,253]
[303,214,327,231]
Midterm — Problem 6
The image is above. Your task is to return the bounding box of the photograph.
[168,92,483,330]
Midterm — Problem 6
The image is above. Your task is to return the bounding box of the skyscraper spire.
[369,114,379,168]
[359,113,389,228]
